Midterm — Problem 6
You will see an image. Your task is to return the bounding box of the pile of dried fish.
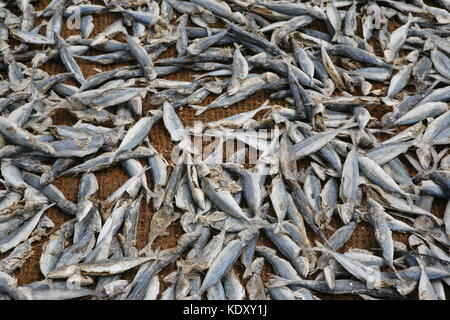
[0,0,449,300]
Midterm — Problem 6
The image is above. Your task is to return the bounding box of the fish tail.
[337,202,353,225]
[332,31,340,42]
[143,187,154,204]
[242,266,253,279]
[274,221,286,234]
[404,192,416,207]
[267,274,293,288]
[144,187,157,200]
[274,222,284,234]
[312,240,328,252]
[190,105,207,116]
[182,293,201,300]
[108,150,120,165]
[191,74,204,81]
[77,202,93,222]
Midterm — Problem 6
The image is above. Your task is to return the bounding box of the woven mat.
[2,0,448,300]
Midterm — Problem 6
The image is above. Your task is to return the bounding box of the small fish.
[187,29,228,56]
[321,45,345,90]
[339,140,359,225]
[22,173,77,215]
[125,34,157,81]
[1,0,449,302]
[193,229,257,297]
[384,14,412,63]
[0,204,54,253]
[0,116,55,155]
[366,198,396,271]
[430,48,450,80]
[54,34,85,85]
[114,116,159,157]
[227,45,249,96]
[270,174,289,233]
[387,64,414,98]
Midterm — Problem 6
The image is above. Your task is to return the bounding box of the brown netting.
[0,0,448,300]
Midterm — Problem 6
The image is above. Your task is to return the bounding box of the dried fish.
[0,0,447,302]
